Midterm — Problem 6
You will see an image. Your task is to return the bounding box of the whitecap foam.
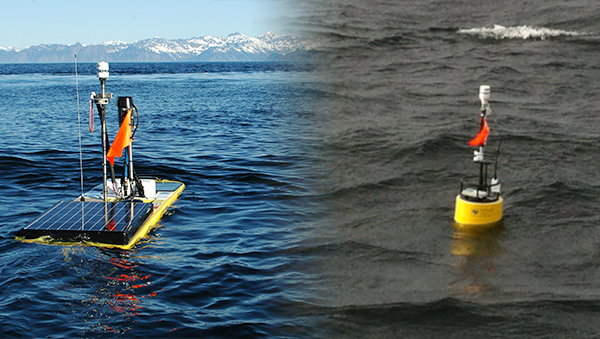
[458,25,585,40]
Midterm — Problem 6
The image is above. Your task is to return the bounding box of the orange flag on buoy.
[468,116,489,147]
[107,110,132,166]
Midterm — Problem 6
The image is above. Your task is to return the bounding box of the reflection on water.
[451,223,504,295]
[61,247,173,334]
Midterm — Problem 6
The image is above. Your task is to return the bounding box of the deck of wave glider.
[17,179,185,249]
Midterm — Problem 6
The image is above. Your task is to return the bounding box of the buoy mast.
[474,85,499,195]
[454,85,503,227]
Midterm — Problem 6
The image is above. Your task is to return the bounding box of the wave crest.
[458,25,585,40]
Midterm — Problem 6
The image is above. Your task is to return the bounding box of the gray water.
[297,1,600,337]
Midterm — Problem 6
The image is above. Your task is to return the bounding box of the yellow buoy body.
[454,195,502,226]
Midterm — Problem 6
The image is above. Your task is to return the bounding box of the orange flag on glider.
[468,116,489,147]
[107,110,132,166]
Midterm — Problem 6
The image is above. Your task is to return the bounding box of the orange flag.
[107,110,132,166]
[468,116,489,147]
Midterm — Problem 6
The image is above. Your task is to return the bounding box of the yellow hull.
[108,180,185,250]
[454,195,502,228]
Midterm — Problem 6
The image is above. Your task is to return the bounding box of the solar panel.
[18,200,153,245]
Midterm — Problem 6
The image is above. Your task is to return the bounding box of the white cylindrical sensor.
[479,85,490,106]
[97,61,109,79]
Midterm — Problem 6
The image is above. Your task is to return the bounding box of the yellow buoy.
[454,85,503,228]
[454,195,502,226]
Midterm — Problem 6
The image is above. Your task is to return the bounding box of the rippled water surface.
[293,0,600,338]
[0,62,325,338]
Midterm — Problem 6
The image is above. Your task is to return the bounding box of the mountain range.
[0,32,323,63]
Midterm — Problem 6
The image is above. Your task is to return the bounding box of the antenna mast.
[94,62,113,202]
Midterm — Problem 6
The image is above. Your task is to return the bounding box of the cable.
[131,105,140,139]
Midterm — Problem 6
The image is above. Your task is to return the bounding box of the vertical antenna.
[75,54,85,202]
[493,136,503,179]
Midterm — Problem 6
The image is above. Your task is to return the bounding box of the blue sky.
[0,0,293,48]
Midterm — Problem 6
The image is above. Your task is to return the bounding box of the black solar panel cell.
[18,201,153,245]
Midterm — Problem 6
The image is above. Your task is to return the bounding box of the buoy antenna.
[493,136,503,179]
[75,54,85,202]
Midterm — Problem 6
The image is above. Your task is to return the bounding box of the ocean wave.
[458,25,586,40]
[315,297,600,338]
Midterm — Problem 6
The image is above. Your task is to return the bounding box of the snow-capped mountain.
[0,32,323,63]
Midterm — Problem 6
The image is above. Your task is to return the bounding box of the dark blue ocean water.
[0,62,326,338]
